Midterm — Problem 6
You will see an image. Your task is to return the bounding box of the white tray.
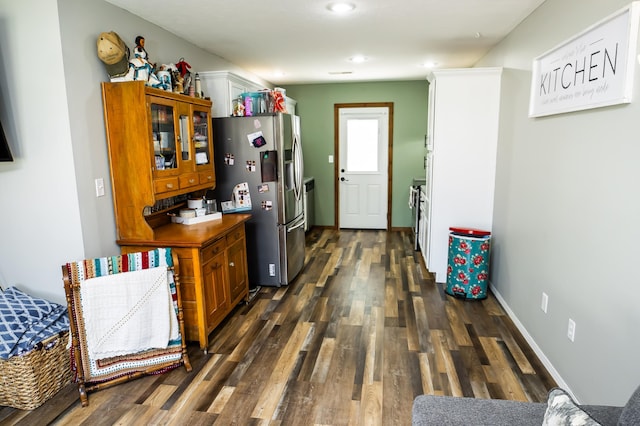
[171,212,222,225]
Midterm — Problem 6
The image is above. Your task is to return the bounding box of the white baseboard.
[489,283,577,401]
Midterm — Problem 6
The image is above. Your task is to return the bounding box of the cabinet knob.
[189,178,195,184]
[166,183,174,189]
[229,262,235,267]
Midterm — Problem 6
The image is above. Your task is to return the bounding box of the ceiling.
[104,0,547,85]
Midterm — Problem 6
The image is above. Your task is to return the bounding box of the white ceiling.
[104,0,547,85]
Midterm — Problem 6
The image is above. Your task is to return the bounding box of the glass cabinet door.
[150,102,178,172]
[179,113,192,164]
[192,109,211,167]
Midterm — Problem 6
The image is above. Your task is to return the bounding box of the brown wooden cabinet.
[101,81,250,350]
[201,238,230,333]
[227,228,248,306]
[102,81,216,240]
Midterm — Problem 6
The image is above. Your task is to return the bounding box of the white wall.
[0,1,83,305]
[0,0,269,305]
[478,0,640,405]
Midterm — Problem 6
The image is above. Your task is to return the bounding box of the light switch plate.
[541,292,548,313]
[567,319,576,342]
[95,178,105,197]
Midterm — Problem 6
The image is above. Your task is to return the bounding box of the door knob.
[340,177,348,182]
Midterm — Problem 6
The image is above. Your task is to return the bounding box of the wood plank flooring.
[0,229,556,425]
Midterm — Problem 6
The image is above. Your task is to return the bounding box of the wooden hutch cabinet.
[101,81,250,350]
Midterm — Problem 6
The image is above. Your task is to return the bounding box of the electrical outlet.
[95,178,105,197]
[567,319,576,342]
[269,264,276,276]
[541,292,549,313]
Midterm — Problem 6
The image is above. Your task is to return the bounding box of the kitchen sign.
[529,2,640,117]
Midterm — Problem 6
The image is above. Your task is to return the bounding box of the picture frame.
[529,2,640,118]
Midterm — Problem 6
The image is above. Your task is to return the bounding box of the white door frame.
[334,102,394,230]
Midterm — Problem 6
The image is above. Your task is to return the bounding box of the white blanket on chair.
[79,266,179,359]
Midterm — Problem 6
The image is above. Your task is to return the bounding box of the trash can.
[445,227,491,300]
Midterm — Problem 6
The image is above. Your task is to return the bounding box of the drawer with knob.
[201,238,226,264]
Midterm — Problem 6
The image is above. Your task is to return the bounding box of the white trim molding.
[489,283,579,402]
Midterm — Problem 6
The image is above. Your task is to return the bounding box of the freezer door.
[279,214,305,285]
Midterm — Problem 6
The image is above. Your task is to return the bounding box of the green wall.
[284,81,428,228]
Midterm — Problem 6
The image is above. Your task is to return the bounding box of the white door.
[338,107,389,229]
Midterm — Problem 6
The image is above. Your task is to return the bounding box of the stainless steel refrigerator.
[212,113,305,288]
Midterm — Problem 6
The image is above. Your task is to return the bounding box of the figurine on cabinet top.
[134,36,156,69]
[175,58,191,77]
[173,72,184,93]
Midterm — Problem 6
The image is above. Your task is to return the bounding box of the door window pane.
[347,119,378,172]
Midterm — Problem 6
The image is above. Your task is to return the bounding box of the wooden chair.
[62,247,191,407]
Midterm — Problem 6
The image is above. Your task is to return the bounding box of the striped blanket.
[65,248,183,383]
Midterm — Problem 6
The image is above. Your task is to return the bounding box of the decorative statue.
[127,35,161,87]
[134,36,152,64]
[173,71,184,93]
[175,58,191,78]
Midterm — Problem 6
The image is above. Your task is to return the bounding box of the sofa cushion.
[618,385,640,426]
[412,395,547,426]
[542,388,601,426]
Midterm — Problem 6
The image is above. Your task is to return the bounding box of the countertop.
[117,213,251,248]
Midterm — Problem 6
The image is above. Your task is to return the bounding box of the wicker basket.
[0,331,71,410]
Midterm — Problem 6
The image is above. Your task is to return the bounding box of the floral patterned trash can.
[445,227,491,300]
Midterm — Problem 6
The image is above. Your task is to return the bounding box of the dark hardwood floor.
[0,228,556,425]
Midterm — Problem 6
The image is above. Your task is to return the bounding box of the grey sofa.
[412,385,640,425]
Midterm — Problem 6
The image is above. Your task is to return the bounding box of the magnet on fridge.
[258,184,269,193]
[261,200,273,211]
[252,135,266,147]
[225,153,235,165]
[247,131,266,148]
[246,160,256,172]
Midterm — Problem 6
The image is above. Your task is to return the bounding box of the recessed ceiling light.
[349,55,367,63]
[328,2,355,14]
[422,61,438,68]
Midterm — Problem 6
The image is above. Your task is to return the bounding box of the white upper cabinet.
[198,71,266,117]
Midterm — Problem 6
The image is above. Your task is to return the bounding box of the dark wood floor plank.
[3,228,557,425]
[458,345,491,399]
[382,326,414,425]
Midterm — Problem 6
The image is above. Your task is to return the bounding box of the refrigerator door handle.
[287,217,305,232]
[293,134,304,201]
